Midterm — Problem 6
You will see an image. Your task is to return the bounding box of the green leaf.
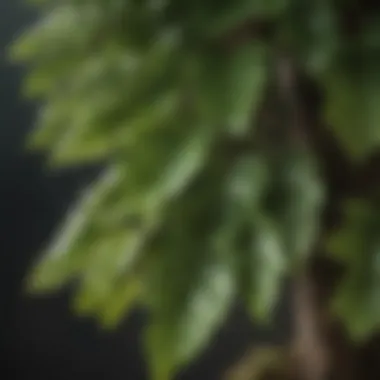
[78,218,159,308]
[328,200,380,341]
[72,229,144,315]
[28,97,74,151]
[96,276,141,329]
[9,4,104,63]
[145,246,235,380]
[143,198,235,380]
[49,90,180,167]
[48,137,114,167]
[244,216,286,321]
[27,167,123,293]
[224,154,285,321]
[26,27,182,167]
[23,47,139,99]
[206,0,290,38]
[285,0,339,76]
[110,90,181,149]
[145,126,215,214]
[226,43,269,137]
[266,147,325,264]
[27,51,135,150]
[322,58,380,160]
[198,42,268,137]
[361,16,380,51]
[226,153,270,213]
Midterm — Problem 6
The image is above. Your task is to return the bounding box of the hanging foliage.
[9,0,380,379]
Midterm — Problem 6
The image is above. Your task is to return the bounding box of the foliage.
[328,199,380,341]
[9,0,380,379]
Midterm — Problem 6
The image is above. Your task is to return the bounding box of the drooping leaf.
[145,239,235,380]
[328,200,380,341]
[49,90,180,167]
[142,166,235,380]
[198,42,268,137]
[206,0,290,38]
[284,0,339,76]
[26,166,124,293]
[223,154,285,321]
[10,3,104,64]
[265,146,325,265]
[245,216,286,321]
[322,57,380,160]
[226,43,269,137]
[72,228,145,315]
[146,125,215,212]
[96,276,142,329]
[226,153,270,214]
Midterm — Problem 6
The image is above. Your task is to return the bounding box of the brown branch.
[292,273,330,380]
